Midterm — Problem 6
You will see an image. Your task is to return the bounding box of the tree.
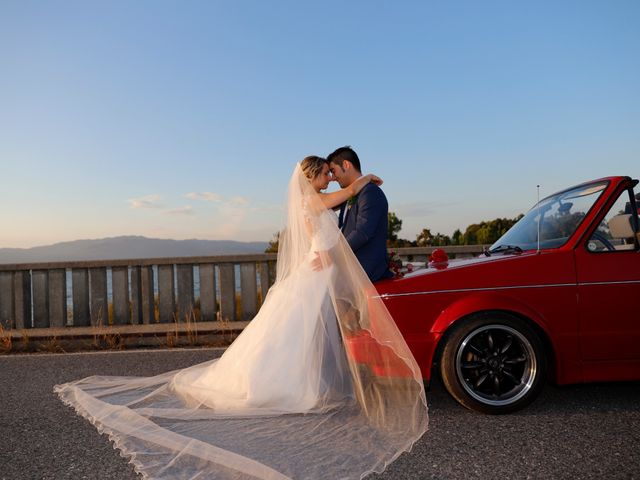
[416,228,451,247]
[451,229,463,245]
[461,215,524,245]
[388,237,417,247]
[416,228,433,247]
[432,232,452,246]
[463,223,481,245]
[265,231,280,253]
[387,212,417,247]
[387,212,402,243]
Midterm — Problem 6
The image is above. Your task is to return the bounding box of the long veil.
[54,164,428,479]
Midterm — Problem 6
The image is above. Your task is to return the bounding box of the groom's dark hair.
[327,146,361,173]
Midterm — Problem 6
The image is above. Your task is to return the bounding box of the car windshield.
[490,181,608,252]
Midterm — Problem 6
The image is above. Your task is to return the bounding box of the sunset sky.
[1,0,638,248]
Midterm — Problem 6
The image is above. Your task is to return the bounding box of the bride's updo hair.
[300,156,328,180]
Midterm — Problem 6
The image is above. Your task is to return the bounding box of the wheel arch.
[429,295,557,383]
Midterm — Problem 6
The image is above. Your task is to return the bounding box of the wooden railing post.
[140,266,155,324]
[72,268,90,326]
[112,267,130,325]
[13,271,31,329]
[0,271,14,329]
[48,268,67,328]
[198,264,216,322]
[130,266,143,325]
[240,263,257,321]
[158,265,175,323]
[90,267,108,326]
[177,265,195,323]
[32,270,49,328]
[259,262,269,305]
[218,263,235,322]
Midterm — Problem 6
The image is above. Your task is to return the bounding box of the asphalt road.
[1,348,639,479]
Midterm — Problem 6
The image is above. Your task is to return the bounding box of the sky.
[1,0,639,248]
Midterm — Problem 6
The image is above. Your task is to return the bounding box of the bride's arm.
[318,174,383,209]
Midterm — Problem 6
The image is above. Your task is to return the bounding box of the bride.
[55,157,428,479]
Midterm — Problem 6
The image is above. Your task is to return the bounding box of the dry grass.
[0,324,12,354]
[36,336,65,353]
[21,330,30,350]
[87,305,125,350]
[91,306,105,349]
[1,296,243,354]
[214,310,238,346]
[102,332,124,349]
[193,299,202,322]
[163,308,200,348]
[184,313,198,346]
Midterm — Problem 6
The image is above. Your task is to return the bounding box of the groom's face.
[329,162,348,188]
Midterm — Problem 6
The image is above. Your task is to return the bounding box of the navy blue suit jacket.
[339,183,393,283]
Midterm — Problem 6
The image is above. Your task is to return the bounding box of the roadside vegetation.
[266,211,524,252]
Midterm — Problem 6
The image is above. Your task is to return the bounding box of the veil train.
[55,164,428,479]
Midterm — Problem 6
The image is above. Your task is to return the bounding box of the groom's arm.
[344,186,387,252]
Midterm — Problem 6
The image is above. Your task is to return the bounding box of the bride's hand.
[368,174,383,186]
[348,173,384,197]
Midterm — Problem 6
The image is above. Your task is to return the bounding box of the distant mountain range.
[0,236,270,264]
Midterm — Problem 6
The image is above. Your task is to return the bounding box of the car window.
[492,181,607,251]
[587,188,640,253]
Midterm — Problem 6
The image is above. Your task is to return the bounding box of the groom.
[327,146,393,282]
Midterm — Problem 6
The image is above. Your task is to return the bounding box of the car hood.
[376,250,563,297]
[404,253,520,277]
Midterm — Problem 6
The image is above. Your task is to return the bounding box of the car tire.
[439,312,547,414]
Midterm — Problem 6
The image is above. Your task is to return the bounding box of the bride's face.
[311,163,332,191]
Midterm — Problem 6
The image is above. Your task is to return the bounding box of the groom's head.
[327,146,362,188]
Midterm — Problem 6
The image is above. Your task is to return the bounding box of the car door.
[575,181,640,366]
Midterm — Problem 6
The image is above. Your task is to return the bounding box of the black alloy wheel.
[440,312,547,414]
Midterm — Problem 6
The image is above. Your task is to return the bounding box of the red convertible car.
[355,176,640,414]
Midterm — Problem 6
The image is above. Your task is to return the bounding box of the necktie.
[339,204,346,230]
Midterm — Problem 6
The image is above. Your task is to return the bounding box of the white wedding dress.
[170,214,351,415]
[55,165,428,479]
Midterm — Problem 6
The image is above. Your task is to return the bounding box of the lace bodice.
[309,209,339,252]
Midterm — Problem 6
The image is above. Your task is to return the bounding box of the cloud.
[229,196,249,206]
[183,192,249,206]
[185,192,222,202]
[128,195,162,209]
[163,206,195,215]
[249,203,283,214]
[210,199,251,237]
